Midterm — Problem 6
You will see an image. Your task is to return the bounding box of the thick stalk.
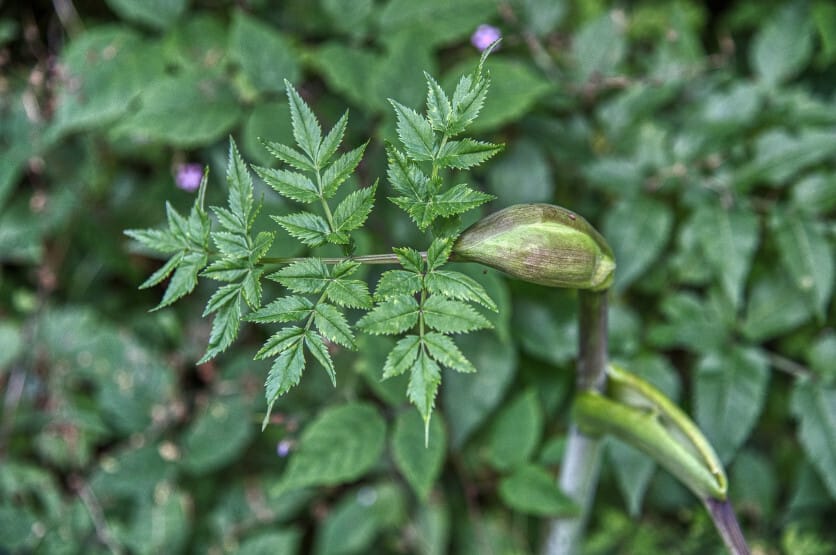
[704,499,751,555]
[543,290,608,555]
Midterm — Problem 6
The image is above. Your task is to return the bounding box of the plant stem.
[261,252,427,267]
[543,290,608,555]
[704,499,751,555]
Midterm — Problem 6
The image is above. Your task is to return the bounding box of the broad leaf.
[391,411,446,500]
[487,389,543,471]
[276,403,386,492]
[791,381,836,499]
[498,465,577,516]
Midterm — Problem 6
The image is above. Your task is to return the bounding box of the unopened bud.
[452,204,615,291]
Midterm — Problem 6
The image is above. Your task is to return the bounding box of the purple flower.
[471,24,501,52]
[276,439,292,458]
[175,163,203,192]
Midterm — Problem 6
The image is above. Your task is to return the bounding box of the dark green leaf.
[105,0,185,30]
[357,295,420,335]
[422,332,474,373]
[227,139,254,227]
[422,296,491,333]
[272,212,330,247]
[229,11,300,93]
[321,144,367,199]
[425,71,452,132]
[254,166,319,204]
[332,182,376,234]
[386,146,430,198]
[391,410,446,500]
[498,464,577,516]
[383,335,421,378]
[264,340,306,424]
[248,296,314,324]
[374,270,423,300]
[435,139,502,169]
[325,278,372,309]
[314,303,355,349]
[573,13,626,81]
[432,184,493,217]
[425,271,497,311]
[212,231,249,258]
[284,80,322,164]
[389,99,435,161]
[751,3,813,86]
[791,381,836,499]
[770,209,834,320]
[487,389,543,471]
[318,111,349,166]
[181,395,253,474]
[426,237,452,271]
[256,326,305,360]
[199,292,243,363]
[305,331,336,386]
[271,258,331,293]
[694,346,770,462]
[262,139,316,173]
[277,403,386,492]
[394,247,424,273]
[155,252,207,310]
[407,350,442,424]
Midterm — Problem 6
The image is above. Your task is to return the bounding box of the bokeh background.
[1,1,835,553]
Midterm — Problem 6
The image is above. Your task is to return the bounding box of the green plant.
[129,42,747,555]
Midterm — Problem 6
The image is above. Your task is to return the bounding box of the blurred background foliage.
[1,0,835,553]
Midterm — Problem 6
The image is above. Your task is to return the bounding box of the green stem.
[261,252,428,267]
[543,290,608,555]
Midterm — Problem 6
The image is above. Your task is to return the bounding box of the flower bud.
[452,204,615,291]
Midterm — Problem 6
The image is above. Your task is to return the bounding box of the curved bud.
[452,204,615,291]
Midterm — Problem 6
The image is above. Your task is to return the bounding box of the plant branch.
[543,290,608,555]
[262,252,428,267]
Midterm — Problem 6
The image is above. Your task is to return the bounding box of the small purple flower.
[471,24,501,52]
[175,163,203,192]
[276,439,292,458]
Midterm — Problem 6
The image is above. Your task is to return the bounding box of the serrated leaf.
[791,381,836,499]
[432,184,493,217]
[449,72,489,136]
[227,139,254,228]
[393,247,424,273]
[202,257,249,282]
[138,252,182,290]
[422,296,491,333]
[498,465,577,517]
[276,403,386,491]
[199,292,243,363]
[284,80,322,164]
[125,227,182,254]
[204,282,242,317]
[374,270,423,300]
[770,209,834,321]
[211,206,242,233]
[390,196,435,230]
[435,139,502,169]
[357,295,420,335]
[254,166,319,204]
[248,295,314,324]
[425,270,497,311]
[305,330,336,386]
[325,278,372,309]
[694,347,770,462]
[392,410,446,500]
[332,182,376,234]
[423,332,475,373]
[383,334,421,378]
[318,110,348,166]
[407,350,441,424]
[155,252,207,310]
[212,231,250,258]
[255,326,306,360]
[261,139,316,173]
[241,268,264,308]
[272,212,330,247]
[264,340,306,426]
[314,303,355,349]
[321,143,367,199]
[389,99,435,161]
[424,71,452,132]
[271,258,331,293]
[250,231,274,264]
[386,146,430,198]
[426,237,452,271]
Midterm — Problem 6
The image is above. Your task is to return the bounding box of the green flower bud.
[452,204,615,291]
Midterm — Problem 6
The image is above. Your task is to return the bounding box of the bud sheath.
[452,204,615,290]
